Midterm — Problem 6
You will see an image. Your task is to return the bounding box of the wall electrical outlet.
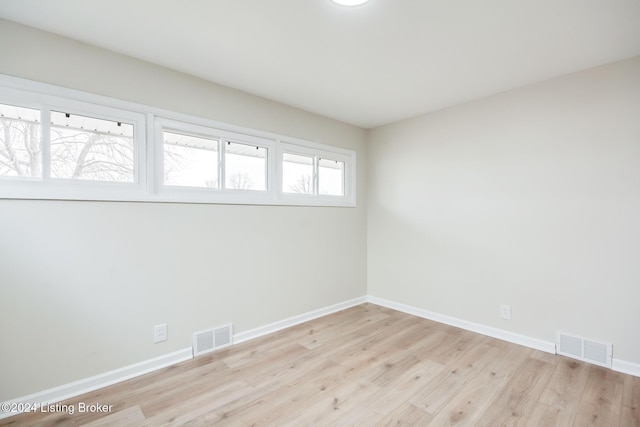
[500,304,511,320]
[154,323,168,343]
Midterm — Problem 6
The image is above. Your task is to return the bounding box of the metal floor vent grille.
[557,332,612,368]
[193,324,233,357]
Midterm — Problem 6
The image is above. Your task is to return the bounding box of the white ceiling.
[1,0,639,129]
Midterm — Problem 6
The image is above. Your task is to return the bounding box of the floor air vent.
[193,324,233,357]
[557,332,612,368]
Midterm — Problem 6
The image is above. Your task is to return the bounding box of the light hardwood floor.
[2,304,639,426]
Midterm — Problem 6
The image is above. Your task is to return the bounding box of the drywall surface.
[0,19,367,400]
[368,56,640,365]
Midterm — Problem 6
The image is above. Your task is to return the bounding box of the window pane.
[0,103,41,178]
[225,141,267,190]
[319,158,345,196]
[50,111,134,182]
[283,153,313,194]
[163,131,219,188]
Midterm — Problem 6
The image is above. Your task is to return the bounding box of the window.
[49,111,135,182]
[280,144,352,202]
[0,103,41,178]
[319,158,345,196]
[224,141,267,191]
[163,131,219,189]
[0,87,145,200]
[283,153,313,194]
[156,119,274,201]
[1,75,355,206]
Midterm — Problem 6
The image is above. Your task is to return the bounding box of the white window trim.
[0,74,356,207]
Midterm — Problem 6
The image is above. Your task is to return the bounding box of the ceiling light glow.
[331,0,372,6]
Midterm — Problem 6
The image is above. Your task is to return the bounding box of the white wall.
[0,20,367,400]
[368,56,640,365]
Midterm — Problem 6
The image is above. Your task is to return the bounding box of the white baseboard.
[234,296,368,344]
[367,295,557,354]
[0,348,192,420]
[612,358,640,377]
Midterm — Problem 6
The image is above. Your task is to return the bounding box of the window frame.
[278,141,354,206]
[46,101,143,186]
[0,74,356,207]
[153,117,278,204]
[0,85,147,201]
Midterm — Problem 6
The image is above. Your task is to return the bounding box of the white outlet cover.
[500,304,511,320]
[154,323,168,343]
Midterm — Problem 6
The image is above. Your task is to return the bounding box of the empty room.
[0,0,639,425]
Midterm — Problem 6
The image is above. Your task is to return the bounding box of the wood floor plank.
[214,358,343,426]
[526,402,568,427]
[526,357,591,426]
[408,338,500,414]
[82,405,145,427]
[2,303,637,426]
[426,343,531,426]
[476,353,555,426]
[372,403,433,427]
[572,365,625,426]
[621,374,640,426]
[297,307,391,350]
[140,380,253,426]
